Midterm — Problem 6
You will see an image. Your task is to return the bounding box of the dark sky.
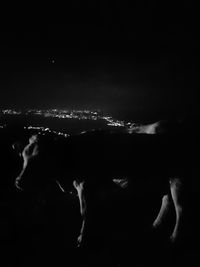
[0,3,199,121]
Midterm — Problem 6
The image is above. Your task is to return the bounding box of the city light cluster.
[0,108,146,138]
[0,109,133,129]
[1,109,22,115]
[102,116,126,127]
[24,126,69,138]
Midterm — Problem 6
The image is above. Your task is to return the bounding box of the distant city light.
[1,109,21,115]
[1,108,137,135]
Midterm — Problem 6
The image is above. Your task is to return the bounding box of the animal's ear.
[29,134,39,143]
[12,142,23,156]
[113,178,129,188]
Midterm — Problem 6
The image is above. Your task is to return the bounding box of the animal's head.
[13,133,73,193]
[13,134,47,191]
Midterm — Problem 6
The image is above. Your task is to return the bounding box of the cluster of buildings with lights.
[1,109,133,128]
[24,126,69,138]
[0,109,138,138]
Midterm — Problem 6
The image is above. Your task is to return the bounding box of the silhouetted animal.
[13,122,191,246]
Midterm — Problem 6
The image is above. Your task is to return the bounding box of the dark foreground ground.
[0,126,200,267]
[0,184,200,267]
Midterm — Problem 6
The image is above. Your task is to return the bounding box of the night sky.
[0,3,199,121]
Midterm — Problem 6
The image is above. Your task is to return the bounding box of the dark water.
[1,188,200,267]
[0,113,125,136]
[0,115,200,266]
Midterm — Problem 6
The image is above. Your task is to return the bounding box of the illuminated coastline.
[0,109,134,128]
[1,108,154,137]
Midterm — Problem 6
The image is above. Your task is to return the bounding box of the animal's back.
[33,129,196,192]
[62,132,180,182]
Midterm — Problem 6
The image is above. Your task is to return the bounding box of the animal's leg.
[55,180,65,192]
[170,178,183,242]
[153,194,171,228]
[73,179,86,247]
